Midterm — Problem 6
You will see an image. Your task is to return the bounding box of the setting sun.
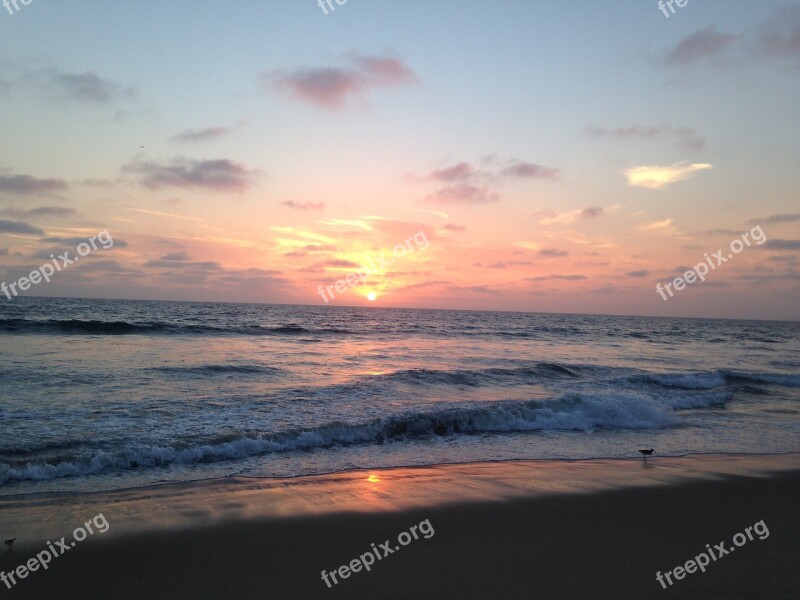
[367,292,377,301]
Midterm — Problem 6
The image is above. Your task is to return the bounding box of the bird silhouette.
[639,449,655,462]
[4,538,15,552]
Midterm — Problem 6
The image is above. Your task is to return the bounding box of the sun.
[367,292,377,302]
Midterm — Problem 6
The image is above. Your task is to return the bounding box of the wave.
[367,363,580,387]
[0,390,728,485]
[638,370,800,390]
[0,318,350,337]
[151,364,283,376]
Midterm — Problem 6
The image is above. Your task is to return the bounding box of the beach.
[1,454,798,599]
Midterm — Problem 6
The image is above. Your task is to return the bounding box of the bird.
[4,538,15,552]
[639,449,655,462]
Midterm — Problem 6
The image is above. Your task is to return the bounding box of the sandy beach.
[0,454,797,599]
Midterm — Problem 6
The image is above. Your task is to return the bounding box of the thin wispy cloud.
[0,219,44,235]
[319,218,374,230]
[761,239,800,250]
[170,126,230,143]
[1,206,76,218]
[637,218,674,232]
[0,174,69,196]
[749,213,800,225]
[538,248,568,257]
[584,124,705,150]
[41,69,137,104]
[124,158,257,193]
[526,274,586,281]
[665,26,738,66]
[281,201,325,211]
[537,205,611,225]
[266,54,415,109]
[625,162,712,189]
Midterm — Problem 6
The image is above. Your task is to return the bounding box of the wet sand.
[0,454,798,599]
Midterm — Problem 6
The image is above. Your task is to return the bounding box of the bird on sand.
[639,449,655,462]
[4,538,15,552]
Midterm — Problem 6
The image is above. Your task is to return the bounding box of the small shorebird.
[639,449,655,462]
[4,538,15,552]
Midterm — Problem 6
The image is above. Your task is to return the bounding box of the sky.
[0,0,798,319]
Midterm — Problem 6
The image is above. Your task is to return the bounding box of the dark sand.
[0,455,798,599]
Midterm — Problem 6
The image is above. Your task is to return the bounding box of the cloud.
[581,206,604,219]
[501,162,560,180]
[428,162,476,182]
[46,69,136,104]
[762,239,800,250]
[0,174,69,196]
[0,248,7,255]
[538,248,568,257]
[625,270,651,278]
[267,54,415,109]
[143,258,222,269]
[37,236,128,249]
[625,162,712,189]
[1,206,76,218]
[0,219,44,235]
[160,252,191,261]
[319,218,374,230]
[665,26,738,65]
[124,158,257,193]
[426,184,498,204]
[170,127,230,143]
[526,274,586,281]
[537,205,608,225]
[749,213,800,225]
[321,259,361,268]
[442,223,466,232]
[584,124,704,150]
[281,200,325,210]
[638,218,673,232]
[754,5,800,61]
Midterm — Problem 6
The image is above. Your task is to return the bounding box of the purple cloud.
[427,184,498,204]
[124,158,257,193]
[428,163,476,182]
[0,219,43,235]
[538,248,568,257]
[0,174,68,196]
[267,54,415,109]
[501,162,560,180]
[170,127,230,143]
[665,26,738,65]
[281,201,325,211]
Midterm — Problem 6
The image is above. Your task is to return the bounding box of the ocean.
[1,297,798,496]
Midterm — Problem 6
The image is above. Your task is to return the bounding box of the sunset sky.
[1,1,798,319]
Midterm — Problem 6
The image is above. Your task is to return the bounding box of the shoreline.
[1,453,798,542]
[1,454,798,599]
[3,449,799,501]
